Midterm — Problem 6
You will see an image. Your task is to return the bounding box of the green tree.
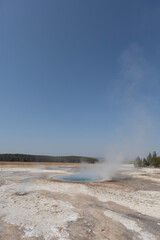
[134,156,143,168]
[157,157,160,167]
[147,152,152,166]
[151,151,159,167]
[142,158,148,167]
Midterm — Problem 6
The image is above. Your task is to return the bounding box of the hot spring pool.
[55,173,103,182]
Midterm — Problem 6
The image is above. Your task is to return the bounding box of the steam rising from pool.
[56,44,158,183]
[56,155,124,182]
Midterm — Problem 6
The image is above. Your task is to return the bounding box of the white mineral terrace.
[0,163,160,240]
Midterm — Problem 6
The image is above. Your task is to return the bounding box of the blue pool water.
[56,173,103,182]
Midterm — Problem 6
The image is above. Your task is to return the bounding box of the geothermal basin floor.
[0,163,160,240]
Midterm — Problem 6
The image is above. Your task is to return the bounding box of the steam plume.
[81,43,158,180]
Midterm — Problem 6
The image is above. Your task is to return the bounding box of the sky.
[0,0,160,157]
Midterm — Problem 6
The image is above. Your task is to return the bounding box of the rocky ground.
[0,163,160,240]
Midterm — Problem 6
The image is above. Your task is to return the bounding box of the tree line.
[0,154,98,163]
[134,152,160,168]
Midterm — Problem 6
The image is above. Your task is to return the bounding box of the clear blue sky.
[0,0,160,157]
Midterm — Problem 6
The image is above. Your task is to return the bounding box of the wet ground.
[0,163,160,240]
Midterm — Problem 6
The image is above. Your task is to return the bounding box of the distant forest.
[0,154,98,164]
[134,151,160,168]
